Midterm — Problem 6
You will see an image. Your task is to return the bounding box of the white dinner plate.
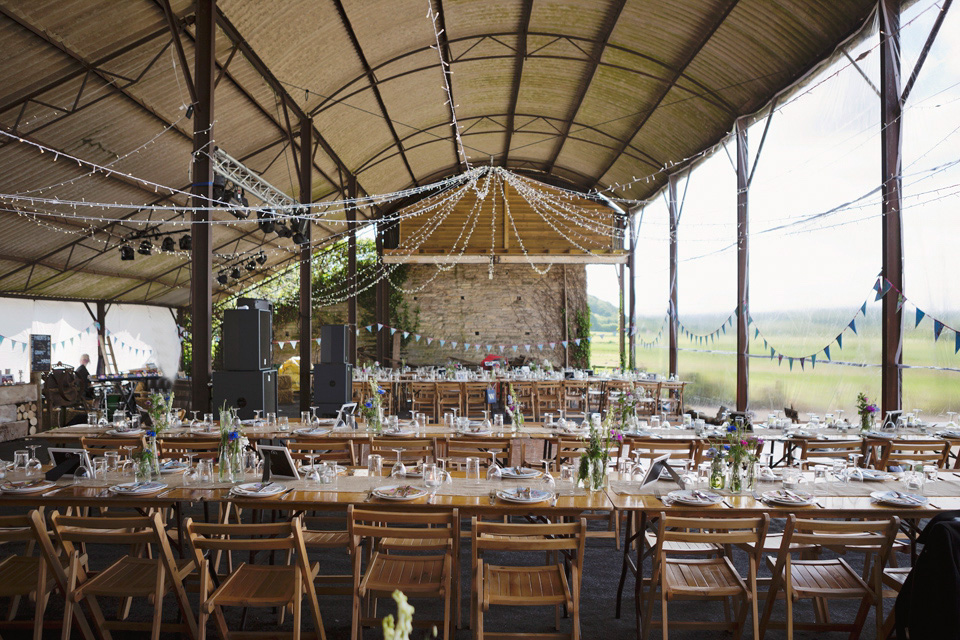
[294,428,331,437]
[380,429,417,437]
[109,481,168,495]
[860,469,895,482]
[158,460,189,474]
[666,489,722,506]
[1,479,55,494]
[373,485,427,501]
[500,466,540,479]
[870,491,928,507]
[761,490,814,506]
[862,431,897,439]
[939,431,960,439]
[105,429,145,437]
[463,430,493,436]
[496,487,553,503]
[230,482,287,498]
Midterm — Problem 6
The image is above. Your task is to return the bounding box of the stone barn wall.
[399,263,587,367]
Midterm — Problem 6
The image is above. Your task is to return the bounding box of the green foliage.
[588,294,619,332]
[569,307,591,368]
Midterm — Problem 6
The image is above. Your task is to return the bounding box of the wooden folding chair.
[623,437,696,468]
[158,438,221,460]
[561,380,589,420]
[535,382,563,422]
[443,437,512,469]
[643,513,769,640]
[795,439,866,467]
[0,512,81,640]
[634,381,661,418]
[436,382,463,418]
[410,382,438,422]
[50,510,197,640]
[462,382,491,419]
[185,516,325,640]
[472,518,587,640]
[80,436,145,457]
[759,515,900,640]
[878,439,949,470]
[349,506,457,640]
[509,382,537,422]
[288,438,358,466]
[658,381,686,422]
[549,436,620,547]
[878,567,910,639]
[370,438,436,464]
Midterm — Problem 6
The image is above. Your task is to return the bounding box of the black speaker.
[212,370,277,420]
[312,363,352,410]
[320,324,348,363]
[237,297,273,312]
[222,308,272,370]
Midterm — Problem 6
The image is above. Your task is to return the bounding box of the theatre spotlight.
[161,236,176,252]
[274,221,292,238]
[216,271,228,285]
[230,266,242,280]
[119,244,135,261]
[137,240,153,256]
[257,208,275,234]
[179,234,192,251]
[255,251,267,266]
[245,259,256,272]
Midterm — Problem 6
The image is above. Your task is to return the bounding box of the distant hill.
[589,295,619,332]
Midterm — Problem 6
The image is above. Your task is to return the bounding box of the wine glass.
[436,457,453,485]
[846,454,864,482]
[481,410,492,433]
[390,449,406,479]
[947,411,958,429]
[26,445,42,478]
[310,406,320,425]
[540,460,556,494]
[253,409,263,428]
[301,411,312,427]
[423,463,441,501]
[305,453,321,486]
[367,454,383,489]
[182,453,198,486]
[485,451,502,481]
[630,451,646,480]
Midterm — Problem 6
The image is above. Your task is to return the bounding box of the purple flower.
[867,405,878,413]
[757,438,764,446]
[611,429,623,443]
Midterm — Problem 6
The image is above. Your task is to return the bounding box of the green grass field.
[590,309,960,416]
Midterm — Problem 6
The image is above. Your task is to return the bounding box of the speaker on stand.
[213,299,278,419]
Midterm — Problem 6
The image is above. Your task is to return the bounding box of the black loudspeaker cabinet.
[212,370,277,421]
[320,324,348,363]
[237,297,274,312]
[223,308,272,370]
[313,362,352,409]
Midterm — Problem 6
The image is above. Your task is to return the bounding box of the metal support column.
[667,175,679,378]
[879,0,904,416]
[375,221,387,364]
[347,176,358,365]
[735,119,749,412]
[298,119,313,413]
[189,0,216,413]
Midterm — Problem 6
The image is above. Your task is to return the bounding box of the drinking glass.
[87,411,99,426]
[305,453,322,486]
[265,413,277,431]
[278,416,290,432]
[367,454,383,488]
[543,413,554,429]
[485,451,502,481]
[782,467,801,492]
[189,411,200,428]
[198,459,214,485]
[244,451,261,479]
[493,414,504,433]
[560,463,575,495]
[93,458,107,482]
[13,450,29,477]
[443,412,454,430]
[540,460,556,494]
[26,445,42,478]
[390,449,406,479]
[698,462,712,487]
[423,463,441,500]
[465,457,481,485]
[310,406,320,425]
[129,414,141,430]
[345,415,356,431]
[813,465,829,494]
[203,413,214,430]
[322,461,338,486]
[903,464,925,494]
[480,410,492,432]
[923,465,939,483]
[301,411,313,427]
[104,451,119,480]
[182,453,198,486]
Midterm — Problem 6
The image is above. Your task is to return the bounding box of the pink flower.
[740,439,747,447]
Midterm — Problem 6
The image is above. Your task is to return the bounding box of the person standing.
[76,353,92,399]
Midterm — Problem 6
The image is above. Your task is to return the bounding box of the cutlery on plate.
[488,490,497,505]
[363,490,375,502]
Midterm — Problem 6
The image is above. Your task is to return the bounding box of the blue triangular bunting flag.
[451,341,457,348]
[770,347,775,359]
[876,280,892,301]
[810,354,816,369]
[390,328,397,335]
[800,357,805,370]
[848,319,857,335]
[860,302,867,316]
[916,309,925,327]
[824,346,831,361]
[403,331,409,339]
[837,333,843,349]
[956,331,960,355]
[439,340,445,346]
[934,320,945,341]
[788,357,794,371]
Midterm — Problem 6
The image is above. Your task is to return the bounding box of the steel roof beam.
[502,0,533,168]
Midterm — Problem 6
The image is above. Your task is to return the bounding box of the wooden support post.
[668,175,679,378]
[189,0,216,414]
[298,118,313,413]
[736,119,749,412]
[375,222,387,364]
[618,264,626,369]
[879,0,904,416]
[347,176,358,366]
[563,264,570,369]
[96,301,107,376]
[628,215,636,370]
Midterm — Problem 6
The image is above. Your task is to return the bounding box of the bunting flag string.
[0,323,156,359]
[879,276,960,356]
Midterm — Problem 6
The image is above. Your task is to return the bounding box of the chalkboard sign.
[30,334,51,373]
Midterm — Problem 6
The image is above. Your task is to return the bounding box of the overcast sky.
[588,0,960,320]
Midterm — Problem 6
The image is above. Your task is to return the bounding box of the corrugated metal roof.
[0,0,883,306]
